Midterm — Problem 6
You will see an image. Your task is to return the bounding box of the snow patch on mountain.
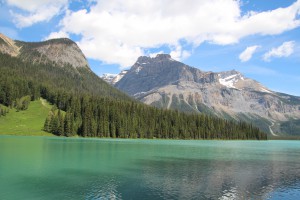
[113,70,128,84]
[135,66,142,74]
[102,73,117,82]
[218,74,239,89]
[102,70,128,85]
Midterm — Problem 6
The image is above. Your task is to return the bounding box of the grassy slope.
[0,98,53,136]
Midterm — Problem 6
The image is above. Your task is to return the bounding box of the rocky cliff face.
[115,54,219,95]
[109,54,300,135]
[0,33,89,69]
[0,33,20,57]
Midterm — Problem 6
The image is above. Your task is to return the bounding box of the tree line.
[0,52,267,140]
[42,92,266,139]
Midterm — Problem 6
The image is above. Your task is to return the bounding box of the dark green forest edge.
[0,53,267,140]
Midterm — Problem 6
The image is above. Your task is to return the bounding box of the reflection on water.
[138,157,300,199]
[0,136,300,200]
[86,176,122,200]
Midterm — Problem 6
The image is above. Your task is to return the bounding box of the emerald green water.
[0,136,300,199]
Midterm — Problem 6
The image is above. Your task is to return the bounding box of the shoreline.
[3,134,300,141]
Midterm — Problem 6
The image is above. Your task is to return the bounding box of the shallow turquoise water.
[0,136,300,199]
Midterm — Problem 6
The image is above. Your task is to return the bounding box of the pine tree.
[50,114,59,135]
[57,110,64,136]
[43,117,50,132]
[64,111,72,137]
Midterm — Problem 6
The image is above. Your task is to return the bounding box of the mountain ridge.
[0,33,89,69]
[103,54,300,135]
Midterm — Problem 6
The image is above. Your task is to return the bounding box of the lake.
[0,136,300,199]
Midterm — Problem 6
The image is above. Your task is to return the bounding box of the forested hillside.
[0,52,267,140]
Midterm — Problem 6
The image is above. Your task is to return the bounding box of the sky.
[0,0,300,96]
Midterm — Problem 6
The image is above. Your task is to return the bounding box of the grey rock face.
[115,54,218,95]
[33,39,89,68]
[0,33,20,57]
[0,33,89,69]
[114,54,300,135]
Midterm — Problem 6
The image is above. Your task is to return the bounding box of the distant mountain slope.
[108,54,300,135]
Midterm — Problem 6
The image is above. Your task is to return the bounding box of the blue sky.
[0,0,300,96]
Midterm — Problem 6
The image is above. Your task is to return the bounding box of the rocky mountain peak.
[114,54,223,96]
[136,56,151,64]
[135,54,174,65]
[219,69,240,77]
[155,54,172,60]
[0,33,89,69]
[18,37,89,69]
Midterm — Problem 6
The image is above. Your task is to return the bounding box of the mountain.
[0,33,131,100]
[102,70,128,85]
[102,73,118,83]
[0,33,88,69]
[0,34,265,140]
[108,54,300,135]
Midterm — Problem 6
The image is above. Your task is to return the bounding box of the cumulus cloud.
[6,0,68,27]
[149,51,164,58]
[263,41,295,61]
[239,45,260,62]
[170,45,191,61]
[41,0,300,68]
[44,31,69,40]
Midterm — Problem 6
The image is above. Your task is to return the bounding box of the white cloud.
[149,51,164,58]
[263,41,295,61]
[44,31,69,40]
[170,45,191,61]
[6,0,68,28]
[44,0,300,68]
[6,0,63,12]
[239,45,260,62]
